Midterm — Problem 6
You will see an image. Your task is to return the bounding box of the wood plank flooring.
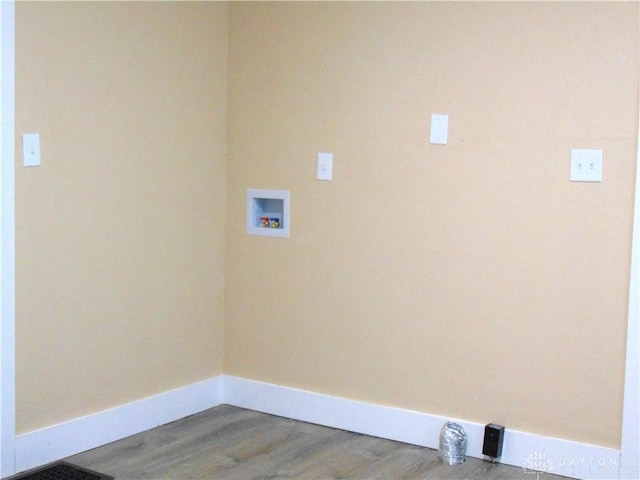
[66,405,569,479]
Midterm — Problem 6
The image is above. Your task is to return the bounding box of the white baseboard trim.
[15,376,223,473]
[13,374,622,480]
[223,375,621,480]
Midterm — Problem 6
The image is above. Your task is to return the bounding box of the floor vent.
[12,461,113,480]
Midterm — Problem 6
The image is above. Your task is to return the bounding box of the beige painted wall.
[13,0,639,450]
[225,2,638,449]
[15,1,228,434]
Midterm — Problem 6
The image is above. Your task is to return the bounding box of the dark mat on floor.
[12,461,113,480]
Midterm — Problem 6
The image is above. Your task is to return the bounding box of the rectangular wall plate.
[22,133,41,167]
[430,114,448,145]
[570,149,603,182]
[317,152,333,181]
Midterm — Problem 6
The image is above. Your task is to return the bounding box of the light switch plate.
[430,114,448,145]
[317,152,333,181]
[22,133,41,167]
[571,149,603,182]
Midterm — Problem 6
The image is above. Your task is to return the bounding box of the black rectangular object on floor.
[482,423,505,458]
[11,461,113,480]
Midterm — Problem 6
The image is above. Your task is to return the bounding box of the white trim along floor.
[14,375,623,480]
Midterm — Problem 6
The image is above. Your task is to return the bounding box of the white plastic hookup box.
[246,189,290,238]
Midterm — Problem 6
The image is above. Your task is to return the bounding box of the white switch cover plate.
[22,133,41,167]
[570,149,603,182]
[317,152,333,181]
[430,114,448,145]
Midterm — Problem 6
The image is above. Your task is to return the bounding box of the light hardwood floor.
[67,405,570,480]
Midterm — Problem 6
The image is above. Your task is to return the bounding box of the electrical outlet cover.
[317,152,333,181]
[570,149,603,182]
[22,133,41,167]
